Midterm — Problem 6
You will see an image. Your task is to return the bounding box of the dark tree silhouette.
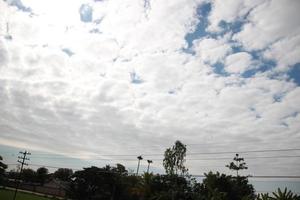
[67,164,133,200]
[21,168,36,183]
[36,167,48,186]
[200,171,255,200]
[0,155,7,186]
[163,140,188,175]
[226,154,248,176]
[53,168,73,181]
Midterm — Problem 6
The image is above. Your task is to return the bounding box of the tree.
[200,171,255,200]
[271,188,300,200]
[163,140,188,175]
[0,155,7,186]
[54,168,73,182]
[21,168,36,183]
[36,167,48,186]
[67,164,132,200]
[226,154,248,176]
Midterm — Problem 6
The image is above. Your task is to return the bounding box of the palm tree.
[271,188,299,200]
[147,160,152,174]
[136,155,143,175]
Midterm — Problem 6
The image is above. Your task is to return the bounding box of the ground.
[0,189,56,200]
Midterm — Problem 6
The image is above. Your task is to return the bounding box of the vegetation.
[163,140,188,175]
[36,167,49,186]
[226,153,248,176]
[0,142,299,200]
[0,155,7,185]
[53,168,73,181]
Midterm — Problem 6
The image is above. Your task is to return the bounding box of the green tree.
[36,167,48,186]
[54,168,73,181]
[163,140,188,175]
[0,155,7,186]
[226,154,248,176]
[200,171,255,200]
[67,164,134,200]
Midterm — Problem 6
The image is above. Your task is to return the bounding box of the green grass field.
[0,189,55,200]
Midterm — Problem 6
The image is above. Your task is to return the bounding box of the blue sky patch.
[184,2,211,49]
[219,20,244,35]
[288,63,300,86]
[79,4,93,23]
[211,62,229,77]
[5,0,31,12]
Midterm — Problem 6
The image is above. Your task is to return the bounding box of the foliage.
[53,168,73,181]
[36,167,49,186]
[67,164,135,200]
[256,188,300,200]
[163,140,188,175]
[0,155,7,186]
[226,154,248,176]
[257,193,271,200]
[200,171,255,200]
[270,188,300,200]
[22,168,37,183]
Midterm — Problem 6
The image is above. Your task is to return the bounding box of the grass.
[0,189,56,200]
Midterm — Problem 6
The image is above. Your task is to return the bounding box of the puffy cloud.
[263,35,300,71]
[193,36,232,64]
[207,0,263,32]
[233,0,300,50]
[224,52,253,74]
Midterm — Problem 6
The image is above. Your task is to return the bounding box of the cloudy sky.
[0,0,300,176]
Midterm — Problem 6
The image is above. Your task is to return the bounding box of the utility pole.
[146,160,152,174]
[13,151,31,200]
[136,155,143,175]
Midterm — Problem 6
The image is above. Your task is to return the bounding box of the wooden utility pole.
[13,151,30,200]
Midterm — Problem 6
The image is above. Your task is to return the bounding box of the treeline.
[0,141,299,200]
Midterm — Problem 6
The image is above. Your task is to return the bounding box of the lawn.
[0,189,55,200]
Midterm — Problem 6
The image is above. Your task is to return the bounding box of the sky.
[0,0,300,178]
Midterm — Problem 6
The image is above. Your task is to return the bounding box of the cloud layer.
[0,0,300,175]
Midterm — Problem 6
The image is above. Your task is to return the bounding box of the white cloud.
[193,36,232,64]
[263,34,300,71]
[233,0,300,50]
[0,0,300,176]
[207,0,263,32]
[224,52,253,73]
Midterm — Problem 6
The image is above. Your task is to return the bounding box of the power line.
[26,148,300,159]
[2,138,299,156]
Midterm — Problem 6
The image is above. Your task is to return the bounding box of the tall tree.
[163,140,188,175]
[36,167,48,186]
[226,154,248,176]
[0,155,7,186]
